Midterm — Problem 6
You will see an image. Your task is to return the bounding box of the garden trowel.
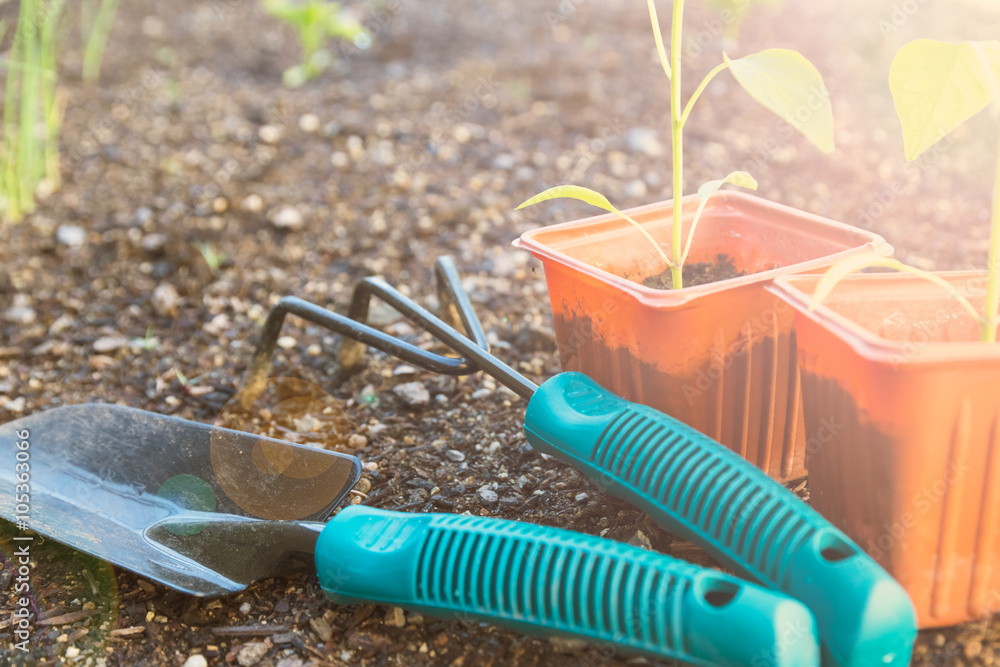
[0,404,820,666]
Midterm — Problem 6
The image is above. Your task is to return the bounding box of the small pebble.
[298,114,321,133]
[393,381,430,406]
[445,450,466,462]
[236,641,269,666]
[212,197,229,213]
[624,179,648,198]
[629,530,652,550]
[348,434,368,449]
[93,336,128,353]
[239,602,252,615]
[384,606,406,628]
[364,461,378,471]
[626,126,664,158]
[575,492,589,502]
[182,655,208,667]
[966,640,983,659]
[152,283,180,317]
[271,206,304,231]
[258,124,283,144]
[141,233,167,253]
[4,306,36,324]
[65,646,80,659]
[549,637,589,653]
[309,616,333,641]
[56,224,87,247]
[277,336,297,350]
[48,314,74,335]
[134,206,153,224]
[493,153,517,170]
[471,388,492,400]
[478,487,499,504]
[240,194,264,213]
[331,151,350,168]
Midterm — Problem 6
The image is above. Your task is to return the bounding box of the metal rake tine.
[434,256,489,352]
[335,265,536,399]
[240,257,489,409]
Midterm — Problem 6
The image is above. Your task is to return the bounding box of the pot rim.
[769,271,1000,365]
[513,191,892,308]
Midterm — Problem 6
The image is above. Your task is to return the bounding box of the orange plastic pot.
[514,192,891,481]
[768,271,1000,628]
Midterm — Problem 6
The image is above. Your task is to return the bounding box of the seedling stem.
[669,0,685,289]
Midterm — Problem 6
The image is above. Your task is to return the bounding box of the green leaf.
[680,171,758,264]
[646,0,671,80]
[809,255,983,324]
[889,39,1000,161]
[516,186,675,270]
[516,185,619,213]
[696,171,758,200]
[725,49,835,154]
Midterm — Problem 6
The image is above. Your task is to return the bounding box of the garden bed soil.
[641,253,746,290]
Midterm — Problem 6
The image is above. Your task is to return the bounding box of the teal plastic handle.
[317,505,819,667]
[523,372,916,667]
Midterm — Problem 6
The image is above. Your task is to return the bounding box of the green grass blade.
[82,0,120,83]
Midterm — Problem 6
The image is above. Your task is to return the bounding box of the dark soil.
[641,253,746,289]
[1,0,1000,665]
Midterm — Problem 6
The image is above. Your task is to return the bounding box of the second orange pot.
[514,192,891,481]
[769,271,1000,628]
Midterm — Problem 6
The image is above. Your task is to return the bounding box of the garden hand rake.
[241,256,917,667]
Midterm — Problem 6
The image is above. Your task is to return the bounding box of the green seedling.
[131,326,160,352]
[261,0,367,88]
[81,0,121,83]
[195,241,227,274]
[174,368,204,388]
[812,40,1000,343]
[1,0,67,223]
[517,0,834,289]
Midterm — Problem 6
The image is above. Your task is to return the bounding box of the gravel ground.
[2,0,1000,665]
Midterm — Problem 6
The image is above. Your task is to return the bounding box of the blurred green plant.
[131,326,160,352]
[81,0,121,83]
[518,0,834,289]
[812,40,1000,343]
[702,0,781,44]
[1,0,67,223]
[195,241,227,274]
[261,0,367,87]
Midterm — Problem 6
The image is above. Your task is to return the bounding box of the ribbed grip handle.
[523,372,916,667]
[317,505,819,667]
